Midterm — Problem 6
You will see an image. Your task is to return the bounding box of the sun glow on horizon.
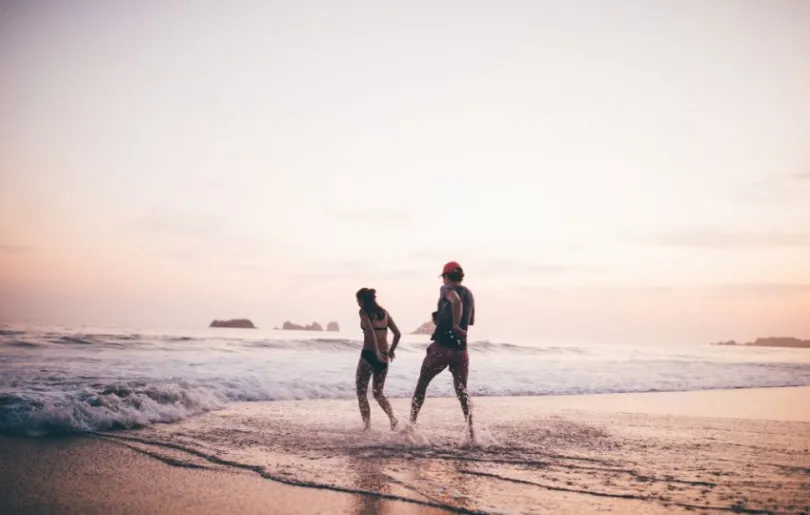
[1,1,809,341]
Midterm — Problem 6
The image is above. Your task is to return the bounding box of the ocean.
[2,324,809,436]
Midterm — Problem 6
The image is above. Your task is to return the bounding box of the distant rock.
[210,319,256,329]
[750,337,810,348]
[281,321,324,331]
[710,340,739,346]
[710,337,810,349]
[411,321,435,335]
[326,321,340,332]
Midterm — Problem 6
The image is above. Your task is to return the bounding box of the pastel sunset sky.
[1,0,808,343]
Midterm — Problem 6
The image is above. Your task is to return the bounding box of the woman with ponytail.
[355,287,401,430]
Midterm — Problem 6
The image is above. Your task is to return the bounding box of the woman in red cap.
[409,262,476,440]
[355,288,401,430]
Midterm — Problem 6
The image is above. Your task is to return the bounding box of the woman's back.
[361,309,389,351]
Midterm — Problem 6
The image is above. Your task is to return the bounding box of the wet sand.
[1,387,809,514]
[0,436,450,515]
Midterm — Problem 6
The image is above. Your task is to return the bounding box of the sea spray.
[2,327,809,435]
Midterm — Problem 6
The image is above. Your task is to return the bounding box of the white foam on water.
[1,325,809,435]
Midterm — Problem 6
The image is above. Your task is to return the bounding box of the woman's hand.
[388,349,396,361]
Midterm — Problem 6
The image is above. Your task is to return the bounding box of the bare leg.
[371,366,397,430]
[450,359,474,441]
[409,350,447,424]
[355,359,373,429]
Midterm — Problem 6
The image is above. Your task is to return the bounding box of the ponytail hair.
[356,288,386,320]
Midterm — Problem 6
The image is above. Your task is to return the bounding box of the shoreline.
[217,385,810,425]
[473,385,810,422]
[3,385,809,437]
[2,387,808,514]
[0,435,454,515]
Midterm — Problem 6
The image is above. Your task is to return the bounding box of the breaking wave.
[2,327,809,436]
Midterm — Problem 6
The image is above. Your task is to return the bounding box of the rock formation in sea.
[411,321,435,335]
[710,337,810,349]
[281,321,324,331]
[210,319,256,329]
[326,321,340,332]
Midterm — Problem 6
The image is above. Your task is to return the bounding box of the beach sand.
[1,387,808,514]
[0,436,448,515]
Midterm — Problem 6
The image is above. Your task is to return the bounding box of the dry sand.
[1,387,808,514]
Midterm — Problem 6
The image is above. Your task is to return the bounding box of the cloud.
[130,212,224,239]
[293,258,574,283]
[509,283,810,297]
[511,285,673,296]
[0,244,32,254]
[736,171,810,204]
[627,231,810,249]
[128,210,270,265]
[293,260,422,282]
[403,249,469,264]
[475,259,574,276]
[331,209,413,227]
[708,283,810,296]
[403,250,577,274]
[493,285,562,296]
[595,285,674,294]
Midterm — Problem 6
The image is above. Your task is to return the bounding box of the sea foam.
[2,327,809,435]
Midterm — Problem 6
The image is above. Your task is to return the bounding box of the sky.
[1,0,809,343]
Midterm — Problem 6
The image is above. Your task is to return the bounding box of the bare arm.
[388,315,401,356]
[444,289,464,334]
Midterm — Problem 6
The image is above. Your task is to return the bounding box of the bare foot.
[390,418,399,431]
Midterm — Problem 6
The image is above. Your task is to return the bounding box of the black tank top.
[432,285,475,349]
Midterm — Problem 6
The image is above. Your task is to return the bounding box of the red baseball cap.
[441,261,463,276]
